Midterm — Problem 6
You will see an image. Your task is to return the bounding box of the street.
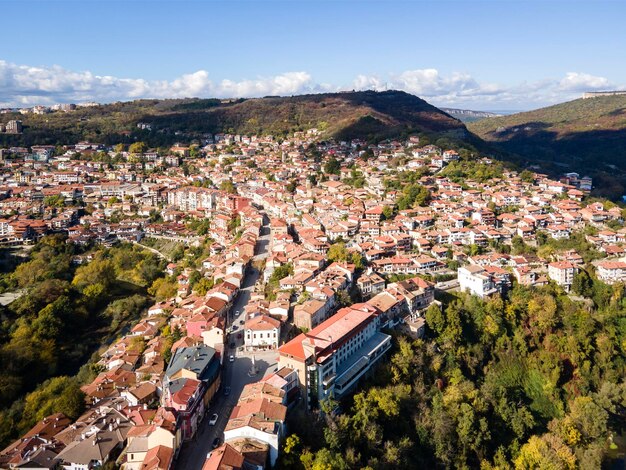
[174,215,277,469]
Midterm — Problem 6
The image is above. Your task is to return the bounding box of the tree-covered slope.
[0,90,468,147]
[468,95,626,198]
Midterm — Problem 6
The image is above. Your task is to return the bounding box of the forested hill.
[468,95,626,199]
[0,90,469,147]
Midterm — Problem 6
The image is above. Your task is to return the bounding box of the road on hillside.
[174,214,278,470]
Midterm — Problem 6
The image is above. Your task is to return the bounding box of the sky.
[1,0,625,111]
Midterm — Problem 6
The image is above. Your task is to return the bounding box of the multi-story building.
[278,303,391,409]
[547,261,578,291]
[162,345,220,441]
[458,265,499,298]
[596,260,626,285]
[5,120,22,134]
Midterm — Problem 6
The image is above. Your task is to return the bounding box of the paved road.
[132,240,172,261]
[174,214,277,470]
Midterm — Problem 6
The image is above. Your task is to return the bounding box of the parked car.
[232,325,238,331]
[212,437,221,449]
[229,354,235,362]
[209,413,218,425]
[239,319,245,325]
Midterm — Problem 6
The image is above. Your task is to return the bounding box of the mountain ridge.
[0,90,471,148]
[468,94,626,198]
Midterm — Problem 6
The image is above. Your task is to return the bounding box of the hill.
[0,90,469,148]
[468,95,626,198]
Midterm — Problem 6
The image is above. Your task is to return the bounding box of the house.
[547,261,578,291]
[223,398,287,467]
[458,265,499,298]
[244,315,281,351]
[596,260,626,285]
[0,413,71,469]
[293,299,331,331]
[123,423,179,470]
[202,443,245,470]
[121,382,158,407]
[162,345,221,441]
[356,270,386,300]
[387,276,435,316]
[56,407,133,470]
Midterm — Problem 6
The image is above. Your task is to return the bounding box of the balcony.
[334,332,391,396]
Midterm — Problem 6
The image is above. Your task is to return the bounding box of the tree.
[128,141,147,154]
[219,179,237,194]
[328,243,349,263]
[382,206,394,220]
[22,376,85,426]
[324,156,340,175]
[425,303,445,336]
[195,277,214,296]
[515,434,576,470]
[520,170,535,183]
[572,270,593,297]
[72,258,115,292]
[149,277,177,301]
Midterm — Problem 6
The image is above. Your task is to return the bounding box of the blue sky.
[1,0,625,110]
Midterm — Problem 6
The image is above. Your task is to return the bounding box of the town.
[1,119,625,470]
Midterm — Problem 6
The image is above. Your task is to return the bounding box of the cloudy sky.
[2,1,624,111]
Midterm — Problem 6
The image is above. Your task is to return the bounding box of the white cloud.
[558,72,611,92]
[0,60,620,110]
[351,69,619,109]
[0,60,321,107]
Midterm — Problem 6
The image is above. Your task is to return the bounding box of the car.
[212,437,221,449]
[231,325,238,331]
[224,386,231,396]
[229,354,235,362]
[229,342,235,349]
[239,319,244,325]
[208,413,218,425]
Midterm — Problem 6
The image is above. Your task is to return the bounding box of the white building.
[458,265,498,298]
[596,260,626,285]
[244,315,281,350]
[548,261,577,291]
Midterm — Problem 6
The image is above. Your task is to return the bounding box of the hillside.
[0,90,469,148]
[468,95,626,198]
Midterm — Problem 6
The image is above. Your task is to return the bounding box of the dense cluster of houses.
[2,127,626,469]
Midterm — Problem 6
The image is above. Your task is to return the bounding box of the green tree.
[22,376,85,426]
[219,179,237,194]
[128,141,147,154]
[572,270,593,297]
[324,156,340,175]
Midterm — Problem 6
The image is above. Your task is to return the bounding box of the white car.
[208,413,218,426]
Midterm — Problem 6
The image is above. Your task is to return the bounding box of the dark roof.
[165,345,218,382]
